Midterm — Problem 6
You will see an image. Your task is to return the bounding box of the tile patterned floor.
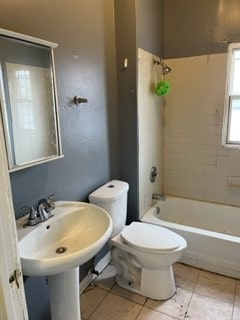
[80,263,240,320]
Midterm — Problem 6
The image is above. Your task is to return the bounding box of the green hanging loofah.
[155,81,171,96]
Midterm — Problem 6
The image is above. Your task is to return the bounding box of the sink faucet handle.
[21,205,36,213]
[46,194,55,211]
[47,193,55,201]
[21,205,38,219]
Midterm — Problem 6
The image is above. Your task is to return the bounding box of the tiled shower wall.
[164,54,240,206]
[137,48,164,218]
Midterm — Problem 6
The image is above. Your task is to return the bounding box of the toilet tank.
[89,180,129,237]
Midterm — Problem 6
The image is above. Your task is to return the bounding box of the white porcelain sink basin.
[17,201,113,277]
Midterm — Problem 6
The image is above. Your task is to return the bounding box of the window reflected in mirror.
[0,29,63,170]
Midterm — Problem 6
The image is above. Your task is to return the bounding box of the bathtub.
[142,196,240,279]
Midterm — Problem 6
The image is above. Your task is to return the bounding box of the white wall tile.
[137,48,164,218]
[138,51,240,209]
[164,53,240,206]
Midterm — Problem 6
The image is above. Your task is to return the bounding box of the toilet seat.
[121,222,183,252]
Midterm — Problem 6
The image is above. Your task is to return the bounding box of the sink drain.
[55,247,67,254]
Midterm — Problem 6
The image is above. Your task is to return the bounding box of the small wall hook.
[73,96,88,105]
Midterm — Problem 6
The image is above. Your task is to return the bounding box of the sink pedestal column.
[48,267,81,320]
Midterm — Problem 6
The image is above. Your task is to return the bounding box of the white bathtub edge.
[142,202,240,279]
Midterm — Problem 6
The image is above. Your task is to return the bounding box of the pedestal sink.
[16,201,113,320]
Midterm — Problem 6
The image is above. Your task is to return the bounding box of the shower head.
[162,64,171,75]
[153,59,172,75]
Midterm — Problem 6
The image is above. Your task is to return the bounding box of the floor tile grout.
[182,267,200,319]
[82,285,109,320]
[109,289,146,307]
[233,279,238,305]
[134,304,144,320]
[81,263,240,320]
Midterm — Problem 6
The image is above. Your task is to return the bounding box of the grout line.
[183,267,201,319]
[231,280,238,320]
[85,263,239,319]
[193,269,221,303]
[192,267,201,292]
[138,302,183,320]
[134,305,144,320]
[233,279,238,305]
[86,290,109,320]
[93,276,116,293]
[143,297,148,307]
[192,269,237,305]
[109,289,147,307]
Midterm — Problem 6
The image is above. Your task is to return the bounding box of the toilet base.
[112,244,177,300]
[141,266,176,300]
[115,265,176,300]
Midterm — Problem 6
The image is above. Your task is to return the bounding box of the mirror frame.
[0,28,63,171]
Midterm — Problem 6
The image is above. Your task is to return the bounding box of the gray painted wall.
[0,1,118,319]
[0,0,163,318]
[115,0,164,223]
[114,0,138,224]
[136,0,164,57]
[164,0,240,58]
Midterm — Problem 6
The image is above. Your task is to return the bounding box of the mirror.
[0,28,63,171]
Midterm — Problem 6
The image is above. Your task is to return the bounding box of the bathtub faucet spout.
[152,193,165,201]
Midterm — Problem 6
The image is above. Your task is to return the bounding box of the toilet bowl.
[110,221,186,300]
[89,180,187,300]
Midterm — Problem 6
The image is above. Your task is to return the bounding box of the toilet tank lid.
[89,180,129,203]
[121,222,184,251]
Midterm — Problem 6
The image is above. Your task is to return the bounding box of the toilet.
[89,180,187,300]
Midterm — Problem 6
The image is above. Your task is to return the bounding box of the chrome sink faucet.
[37,195,55,221]
[23,194,55,226]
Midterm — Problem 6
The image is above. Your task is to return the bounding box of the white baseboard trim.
[80,251,112,294]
